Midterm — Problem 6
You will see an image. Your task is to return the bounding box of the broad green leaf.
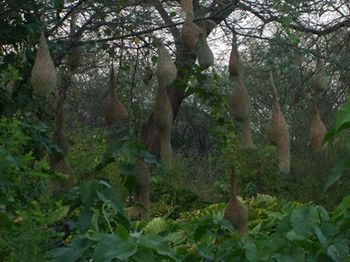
[92,233,137,262]
[314,226,327,248]
[49,247,82,262]
[245,240,257,262]
[119,143,138,162]
[277,247,305,262]
[97,187,124,214]
[118,162,137,176]
[144,217,169,235]
[323,156,350,194]
[80,180,98,206]
[327,239,349,262]
[140,150,158,165]
[138,235,176,259]
[116,224,130,241]
[332,194,350,220]
[335,98,350,132]
[290,207,319,237]
[77,208,93,233]
[287,230,306,241]
[317,206,330,222]
[320,223,339,238]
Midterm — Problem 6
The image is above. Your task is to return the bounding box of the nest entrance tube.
[267,72,290,174]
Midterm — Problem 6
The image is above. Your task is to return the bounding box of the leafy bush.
[49,184,350,261]
[0,116,66,261]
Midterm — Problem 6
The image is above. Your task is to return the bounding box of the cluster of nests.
[30,0,330,234]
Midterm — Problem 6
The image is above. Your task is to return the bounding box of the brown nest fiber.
[31,31,57,96]
[197,31,214,70]
[239,119,255,149]
[143,63,153,84]
[181,17,202,52]
[313,59,328,91]
[231,78,251,123]
[224,170,248,235]
[180,0,194,18]
[229,35,241,77]
[104,64,128,126]
[154,84,173,162]
[267,73,290,174]
[309,108,328,152]
[156,45,177,87]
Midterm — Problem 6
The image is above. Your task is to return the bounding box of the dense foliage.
[1,0,350,261]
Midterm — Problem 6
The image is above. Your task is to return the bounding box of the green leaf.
[97,187,124,214]
[193,222,213,241]
[320,223,339,238]
[49,247,82,262]
[140,150,158,165]
[120,143,138,162]
[92,233,137,262]
[323,156,350,194]
[77,208,93,233]
[138,235,176,259]
[118,162,137,176]
[144,217,169,235]
[49,236,90,262]
[0,211,12,227]
[332,194,350,220]
[116,224,130,241]
[314,226,327,248]
[290,206,319,237]
[80,180,98,206]
[286,230,306,241]
[327,239,349,262]
[335,98,350,133]
[317,206,330,222]
[245,240,257,262]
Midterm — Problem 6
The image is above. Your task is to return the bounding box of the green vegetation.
[1,0,350,261]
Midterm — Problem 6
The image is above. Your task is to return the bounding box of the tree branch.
[239,2,350,36]
[49,0,87,35]
[149,0,180,41]
[83,0,240,44]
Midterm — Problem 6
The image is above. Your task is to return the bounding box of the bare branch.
[49,0,87,35]
[149,0,180,40]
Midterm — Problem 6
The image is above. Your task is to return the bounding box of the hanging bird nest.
[181,16,202,52]
[313,58,328,91]
[180,0,194,18]
[239,119,255,149]
[31,31,57,96]
[143,63,153,84]
[267,73,290,174]
[224,170,248,235]
[154,84,173,162]
[229,36,241,77]
[197,31,214,70]
[156,45,177,87]
[309,108,328,152]
[104,64,128,126]
[231,79,251,123]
